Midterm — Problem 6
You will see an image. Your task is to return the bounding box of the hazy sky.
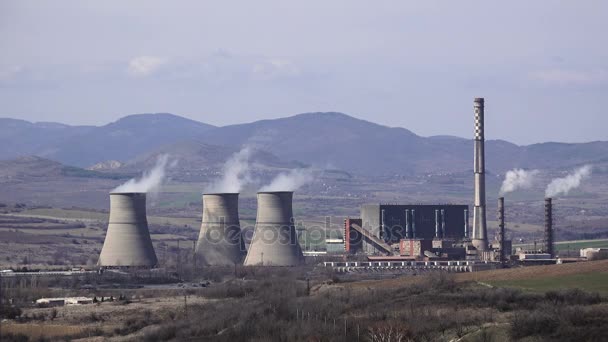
[1,1,607,144]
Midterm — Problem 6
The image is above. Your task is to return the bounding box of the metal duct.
[244,192,304,266]
[98,193,158,267]
[472,97,489,250]
[195,193,244,266]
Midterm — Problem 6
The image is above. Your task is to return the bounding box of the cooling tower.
[472,97,489,251]
[244,191,304,266]
[195,193,244,266]
[98,193,158,267]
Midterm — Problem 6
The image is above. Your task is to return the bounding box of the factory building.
[360,204,468,254]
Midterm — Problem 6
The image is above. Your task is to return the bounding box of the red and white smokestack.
[472,97,489,250]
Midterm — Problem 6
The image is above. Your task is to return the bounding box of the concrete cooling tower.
[98,193,158,267]
[195,193,244,266]
[244,191,304,266]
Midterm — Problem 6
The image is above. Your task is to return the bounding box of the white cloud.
[529,69,608,87]
[0,65,24,81]
[252,58,300,79]
[127,56,166,77]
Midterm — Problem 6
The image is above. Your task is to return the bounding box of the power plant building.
[360,204,468,254]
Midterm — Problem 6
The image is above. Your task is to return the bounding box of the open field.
[2,266,608,342]
[487,272,608,294]
[346,260,608,292]
[513,238,608,253]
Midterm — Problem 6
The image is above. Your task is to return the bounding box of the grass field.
[554,239,608,251]
[513,238,608,252]
[487,271,608,294]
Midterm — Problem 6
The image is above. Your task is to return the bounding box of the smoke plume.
[260,168,314,192]
[500,169,540,195]
[545,165,592,198]
[112,155,171,193]
[205,147,253,193]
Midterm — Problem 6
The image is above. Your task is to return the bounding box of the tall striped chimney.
[472,98,489,250]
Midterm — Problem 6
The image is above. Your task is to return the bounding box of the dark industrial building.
[360,204,469,254]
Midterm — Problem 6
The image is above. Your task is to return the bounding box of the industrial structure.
[98,193,158,267]
[544,198,554,258]
[359,204,469,254]
[498,197,506,263]
[244,191,304,266]
[195,193,244,266]
[472,97,489,251]
[336,98,516,263]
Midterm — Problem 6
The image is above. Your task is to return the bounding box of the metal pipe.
[405,209,410,239]
[412,209,416,239]
[464,209,469,238]
[435,209,440,238]
[441,209,446,238]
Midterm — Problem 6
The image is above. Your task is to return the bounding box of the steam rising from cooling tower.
[205,147,253,193]
[260,168,314,192]
[244,192,304,266]
[545,165,592,198]
[113,155,171,193]
[500,169,540,195]
[472,97,488,251]
[195,193,244,266]
[98,193,158,267]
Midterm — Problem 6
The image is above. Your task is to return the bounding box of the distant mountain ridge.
[1,112,607,176]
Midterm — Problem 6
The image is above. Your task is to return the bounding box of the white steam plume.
[500,169,540,195]
[545,165,592,198]
[260,168,314,192]
[112,155,171,193]
[205,147,253,193]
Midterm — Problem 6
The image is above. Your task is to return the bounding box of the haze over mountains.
[1,112,607,176]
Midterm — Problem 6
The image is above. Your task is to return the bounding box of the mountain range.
[1,112,607,176]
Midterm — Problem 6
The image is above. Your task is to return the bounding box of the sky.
[1,1,607,145]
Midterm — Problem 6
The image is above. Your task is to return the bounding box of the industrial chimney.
[472,97,489,251]
[544,198,554,258]
[98,193,158,267]
[498,197,506,264]
[244,191,304,266]
[195,193,244,266]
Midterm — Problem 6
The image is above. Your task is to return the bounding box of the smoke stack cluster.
[244,192,304,266]
[195,193,244,266]
[544,198,554,258]
[98,193,158,267]
[472,97,488,250]
[498,197,506,263]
